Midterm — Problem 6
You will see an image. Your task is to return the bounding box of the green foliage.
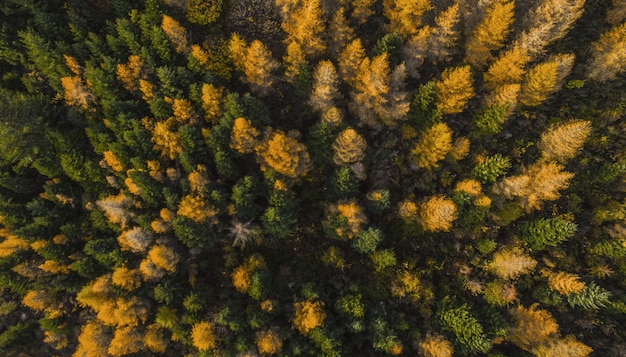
[567,282,611,309]
[407,81,442,131]
[352,227,382,253]
[187,0,223,26]
[472,104,509,137]
[518,217,577,251]
[437,298,492,354]
[369,249,397,272]
[327,167,359,201]
[0,322,35,349]
[473,154,511,183]
[372,32,403,67]
[261,189,297,239]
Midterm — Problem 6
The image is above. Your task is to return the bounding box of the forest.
[0,0,625,355]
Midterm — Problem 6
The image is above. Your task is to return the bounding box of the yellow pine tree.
[310,60,341,114]
[142,117,183,160]
[22,290,62,318]
[111,296,149,327]
[283,41,308,83]
[147,245,180,273]
[435,65,474,114]
[519,54,574,106]
[538,119,592,162]
[95,193,132,228]
[486,246,537,280]
[332,128,367,166]
[228,33,248,71]
[60,76,95,110]
[108,326,144,356]
[465,0,515,67]
[39,260,70,274]
[546,271,586,295]
[411,122,453,170]
[201,83,223,123]
[532,335,593,357]
[382,0,432,38]
[64,54,82,75]
[188,165,209,193]
[230,117,260,154]
[419,334,454,357]
[171,98,197,124]
[143,324,168,353]
[353,53,391,127]
[587,22,626,82]
[607,0,626,25]
[72,321,111,357]
[281,0,326,57]
[177,194,219,223]
[507,304,559,352]
[483,45,530,90]
[255,130,311,178]
[328,8,355,58]
[398,200,418,221]
[191,321,216,351]
[116,55,145,93]
[242,40,279,95]
[103,151,123,172]
[418,195,458,232]
[293,300,326,334]
[403,26,433,78]
[111,266,142,291]
[322,106,343,126]
[338,38,366,86]
[161,15,189,54]
[139,79,154,101]
[495,161,574,212]
[0,229,30,258]
[256,328,283,355]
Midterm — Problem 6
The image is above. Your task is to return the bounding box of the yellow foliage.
[161,15,188,54]
[310,60,340,114]
[139,79,154,101]
[102,151,123,172]
[201,83,223,122]
[484,46,530,90]
[72,321,111,357]
[124,176,142,196]
[191,321,216,351]
[188,165,210,193]
[519,61,559,106]
[171,98,197,124]
[428,3,461,63]
[64,54,82,75]
[338,39,366,86]
[0,233,30,258]
[39,260,70,274]
[532,335,593,357]
[76,274,113,312]
[144,323,169,353]
[539,120,592,162]
[546,271,586,295]
[143,118,183,160]
[411,122,453,170]
[487,246,537,280]
[607,0,626,24]
[44,330,69,350]
[61,76,95,109]
[112,296,149,327]
[281,0,326,57]
[508,304,559,352]
[148,245,179,273]
[465,0,515,66]
[322,106,343,126]
[177,195,218,223]
[419,334,454,357]
[336,200,368,238]
[22,290,58,315]
[243,40,279,95]
[256,329,283,355]
[283,41,308,83]
[151,218,170,233]
[449,137,470,160]
[328,8,355,58]
[435,65,474,114]
[475,195,492,207]
[139,258,166,281]
[419,195,458,232]
[111,266,142,291]
[116,55,144,93]
[231,117,260,154]
[117,227,154,253]
[390,269,421,301]
[255,130,311,178]
[383,0,432,38]
[495,161,574,212]
[231,265,252,293]
[190,44,209,66]
[352,0,377,24]
[293,300,326,334]
[454,179,483,197]
[398,200,418,221]
[160,208,174,223]
[332,128,367,166]
[108,326,144,356]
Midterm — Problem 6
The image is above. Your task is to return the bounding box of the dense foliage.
[0,0,625,355]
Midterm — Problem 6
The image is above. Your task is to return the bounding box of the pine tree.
[186,0,223,25]
[116,55,145,94]
[191,322,216,351]
[332,128,367,166]
[436,299,492,354]
[419,334,454,357]
[230,117,260,154]
[161,15,189,54]
[177,195,219,224]
[418,195,458,232]
[351,0,377,24]
[338,38,366,86]
[293,300,326,334]
[518,217,577,250]
[142,118,183,160]
[242,40,279,95]
[255,130,311,178]
[143,323,168,353]
[411,122,453,170]
[486,246,537,280]
[352,52,391,127]
[283,41,308,84]
[519,54,574,106]
[566,282,611,309]
[111,266,142,291]
[483,46,530,90]
[60,76,95,110]
[402,26,433,77]
[538,120,592,162]
[473,154,511,183]
[465,0,515,67]
[281,0,326,57]
[201,83,223,123]
[532,335,593,357]
[587,22,626,82]
[310,60,340,114]
[117,227,154,253]
[435,65,474,114]
[546,271,586,295]
[382,0,432,38]
[507,304,559,352]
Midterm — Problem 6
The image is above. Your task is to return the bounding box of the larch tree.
[427,3,461,64]
[147,245,180,273]
[242,40,280,95]
[507,304,559,352]
[546,271,586,295]
[338,38,366,86]
[606,0,626,25]
[352,52,391,127]
[332,128,367,166]
[116,55,145,94]
[532,335,593,357]
[201,83,223,123]
[108,326,145,356]
[519,54,575,106]
[418,195,458,232]
[281,0,326,57]
[255,130,312,178]
[177,195,219,224]
[191,322,216,351]
[73,321,111,357]
[410,122,453,170]
[117,227,154,253]
[587,22,626,82]
[256,328,283,355]
[161,15,189,54]
[293,300,326,334]
[486,246,537,280]
[538,119,592,162]
[383,0,432,38]
[310,60,341,114]
[230,117,260,154]
[60,76,95,110]
[327,8,355,58]
[283,41,308,83]
[483,45,530,90]
[419,334,454,357]
[403,26,433,77]
[142,117,184,160]
[435,65,474,114]
[465,0,515,67]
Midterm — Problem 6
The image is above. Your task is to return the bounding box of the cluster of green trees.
[0,0,625,355]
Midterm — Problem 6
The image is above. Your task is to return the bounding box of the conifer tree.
[507,304,559,352]
[338,38,366,86]
[283,41,308,83]
[435,65,474,114]
[281,0,326,57]
[418,195,458,232]
[73,321,111,357]
[230,117,260,154]
[143,324,168,353]
[201,83,223,123]
[332,128,367,166]
[518,217,577,250]
[256,328,283,355]
[117,227,154,253]
[351,0,377,24]
[519,54,575,106]
[486,246,537,280]
[427,3,461,63]
[532,335,593,357]
[419,334,454,357]
[606,0,626,25]
[382,0,432,38]
[328,8,355,58]
[293,300,326,334]
[60,76,95,110]
[483,46,530,90]
[161,15,189,54]
[242,40,279,95]
[116,55,145,94]
[538,120,592,162]
[352,52,391,127]
[587,22,626,82]
[465,0,515,67]
[191,321,216,351]
[546,271,586,295]
[310,60,340,114]
[402,26,433,77]
[410,122,453,170]
[255,130,311,178]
